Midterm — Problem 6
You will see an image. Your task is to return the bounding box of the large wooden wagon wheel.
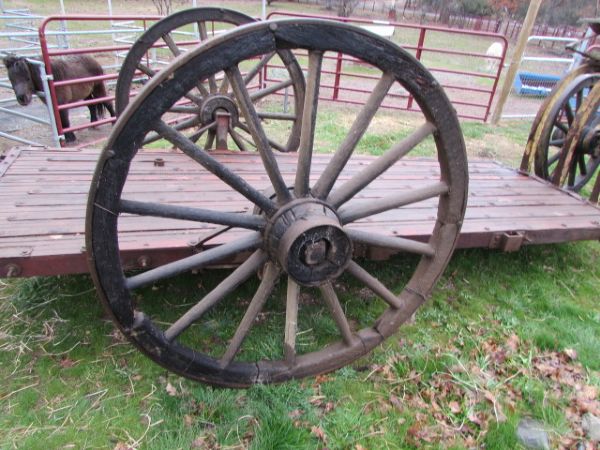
[551,81,600,195]
[87,19,468,387]
[520,67,600,185]
[115,8,305,152]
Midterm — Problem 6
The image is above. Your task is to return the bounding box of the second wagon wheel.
[115,7,305,152]
[87,19,468,387]
[520,69,600,182]
[551,80,600,192]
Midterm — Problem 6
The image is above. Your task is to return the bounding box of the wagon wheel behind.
[115,8,305,152]
[520,64,597,174]
[551,81,600,194]
[87,19,468,387]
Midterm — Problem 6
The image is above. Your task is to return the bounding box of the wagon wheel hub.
[266,200,352,286]
[200,94,239,127]
[578,119,600,158]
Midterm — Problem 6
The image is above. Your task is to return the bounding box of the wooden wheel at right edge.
[520,64,600,181]
[520,64,595,173]
[86,19,468,387]
[552,81,600,193]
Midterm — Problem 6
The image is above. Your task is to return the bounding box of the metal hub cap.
[266,200,352,286]
[200,94,239,126]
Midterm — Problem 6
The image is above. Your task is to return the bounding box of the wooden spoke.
[554,120,569,134]
[164,250,268,341]
[153,120,276,214]
[319,283,356,346]
[227,65,292,204]
[576,89,584,109]
[192,81,210,99]
[219,262,281,368]
[295,50,323,197]
[236,122,287,152]
[284,278,300,364]
[219,75,230,94]
[126,233,262,291]
[143,116,203,145]
[568,158,577,186]
[548,150,562,166]
[136,62,155,77]
[119,199,265,229]
[205,129,216,150]
[578,154,587,176]
[339,182,448,224]
[312,73,396,200]
[167,104,202,114]
[565,100,575,124]
[197,21,218,93]
[229,127,250,152]
[197,21,208,40]
[244,51,276,85]
[549,138,565,147]
[249,79,294,103]
[345,228,435,257]
[257,112,297,121]
[591,174,600,202]
[162,32,181,57]
[188,121,216,144]
[328,122,436,208]
[345,261,403,309]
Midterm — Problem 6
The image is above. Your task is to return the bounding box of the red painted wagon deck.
[1,147,600,278]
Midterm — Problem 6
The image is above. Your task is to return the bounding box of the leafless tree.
[337,0,359,17]
[152,0,172,16]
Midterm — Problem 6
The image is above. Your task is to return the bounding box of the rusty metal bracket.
[489,231,527,252]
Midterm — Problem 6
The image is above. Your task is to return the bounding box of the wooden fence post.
[490,0,542,124]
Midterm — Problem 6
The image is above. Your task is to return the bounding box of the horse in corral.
[2,54,115,142]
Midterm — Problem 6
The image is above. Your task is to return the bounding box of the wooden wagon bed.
[1,147,599,278]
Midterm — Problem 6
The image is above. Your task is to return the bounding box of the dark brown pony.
[3,54,115,142]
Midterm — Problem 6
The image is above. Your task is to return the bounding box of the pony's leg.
[105,101,115,118]
[88,103,98,123]
[91,81,115,119]
[59,109,76,142]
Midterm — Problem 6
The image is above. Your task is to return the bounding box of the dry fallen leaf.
[165,382,178,396]
[389,394,403,411]
[506,333,519,352]
[59,357,76,368]
[563,348,578,361]
[449,401,461,414]
[113,443,134,450]
[288,409,303,419]
[311,425,327,443]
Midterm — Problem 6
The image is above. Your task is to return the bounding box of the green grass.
[1,106,599,448]
[2,242,598,448]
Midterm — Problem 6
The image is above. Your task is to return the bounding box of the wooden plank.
[1,147,599,278]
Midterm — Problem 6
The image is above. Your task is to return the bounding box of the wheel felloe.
[88,18,468,387]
